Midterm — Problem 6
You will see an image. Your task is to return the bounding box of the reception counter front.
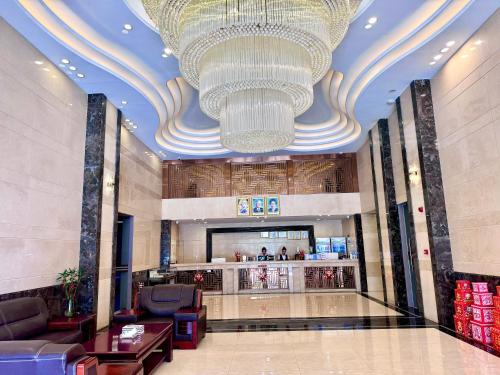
[170,260,360,294]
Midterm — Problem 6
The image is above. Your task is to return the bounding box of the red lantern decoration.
[193,272,204,283]
[258,273,267,282]
[324,269,334,281]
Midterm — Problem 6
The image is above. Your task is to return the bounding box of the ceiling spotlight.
[367,17,378,24]
[386,99,395,104]
[77,73,85,78]
[161,53,168,58]
[433,54,443,61]
[122,29,129,34]
[133,125,137,129]
[364,24,373,30]
[164,47,172,55]
[429,61,436,66]
[446,40,456,47]
[474,39,483,45]
[69,66,77,71]
[121,100,127,105]
[123,24,133,31]
[34,60,44,65]
[61,58,70,64]
[440,47,449,53]
[42,67,50,72]
[125,118,130,122]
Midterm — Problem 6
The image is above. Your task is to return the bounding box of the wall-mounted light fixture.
[408,166,420,185]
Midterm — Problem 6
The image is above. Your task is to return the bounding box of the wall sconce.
[408,166,420,185]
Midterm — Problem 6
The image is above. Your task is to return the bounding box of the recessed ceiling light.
[164,47,172,54]
[367,17,378,24]
[58,63,66,68]
[69,66,77,71]
[121,29,129,34]
[34,60,44,65]
[133,125,137,129]
[161,53,168,58]
[474,39,483,45]
[61,58,70,64]
[446,40,456,47]
[440,47,449,53]
[123,24,133,31]
[125,118,130,122]
[429,61,436,65]
[77,73,85,78]
[364,24,373,30]
[433,54,443,61]
[42,67,50,72]
[121,100,127,105]
[386,99,395,104]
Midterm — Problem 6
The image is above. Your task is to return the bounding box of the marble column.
[411,79,454,328]
[160,220,172,267]
[79,94,107,314]
[368,130,388,302]
[354,214,367,292]
[108,111,122,320]
[396,98,425,315]
[377,119,408,309]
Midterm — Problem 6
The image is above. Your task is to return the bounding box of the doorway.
[397,203,419,311]
[114,213,133,312]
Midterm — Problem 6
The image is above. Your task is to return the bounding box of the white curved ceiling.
[1,0,498,159]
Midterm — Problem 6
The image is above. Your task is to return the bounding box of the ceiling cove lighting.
[142,0,360,153]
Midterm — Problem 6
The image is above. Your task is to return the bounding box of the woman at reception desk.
[170,250,360,295]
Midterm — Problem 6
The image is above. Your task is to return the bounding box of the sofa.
[114,284,207,349]
[0,340,96,375]
[0,297,82,344]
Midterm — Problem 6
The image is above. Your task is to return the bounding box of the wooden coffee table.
[82,322,173,375]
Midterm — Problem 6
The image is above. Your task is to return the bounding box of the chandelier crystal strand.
[143,0,359,153]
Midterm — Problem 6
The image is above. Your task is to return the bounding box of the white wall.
[162,193,361,220]
[432,11,500,276]
[0,20,87,294]
[176,219,344,263]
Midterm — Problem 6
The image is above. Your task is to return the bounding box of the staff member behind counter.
[257,247,273,261]
[278,247,288,261]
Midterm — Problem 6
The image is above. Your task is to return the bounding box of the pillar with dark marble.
[377,119,408,309]
[368,130,388,302]
[411,79,454,328]
[353,214,367,292]
[396,98,425,315]
[160,220,172,267]
[78,94,107,314]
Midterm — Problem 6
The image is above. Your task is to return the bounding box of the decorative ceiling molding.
[14,0,477,156]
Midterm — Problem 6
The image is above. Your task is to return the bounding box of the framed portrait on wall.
[236,197,250,216]
[266,195,280,215]
[251,196,265,216]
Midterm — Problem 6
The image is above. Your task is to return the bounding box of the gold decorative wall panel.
[163,154,358,198]
[231,162,288,196]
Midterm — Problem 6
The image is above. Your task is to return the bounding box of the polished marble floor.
[157,329,500,375]
[205,292,401,320]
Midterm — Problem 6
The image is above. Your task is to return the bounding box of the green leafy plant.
[57,268,82,305]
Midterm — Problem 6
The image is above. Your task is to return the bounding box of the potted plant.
[57,268,82,317]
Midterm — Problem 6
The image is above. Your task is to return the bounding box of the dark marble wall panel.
[160,220,172,267]
[377,119,408,309]
[368,130,388,302]
[354,214,367,292]
[396,98,425,315]
[108,110,122,321]
[79,94,107,314]
[411,80,454,328]
[0,285,63,317]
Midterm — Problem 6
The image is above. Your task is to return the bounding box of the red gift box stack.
[454,280,473,337]
[470,282,494,345]
[491,285,500,351]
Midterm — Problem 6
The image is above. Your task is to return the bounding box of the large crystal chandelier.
[142,0,359,153]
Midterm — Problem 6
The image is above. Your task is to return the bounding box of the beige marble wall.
[119,130,162,273]
[431,11,500,277]
[0,20,87,294]
[176,220,343,263]
[356,140,383,293]
[399,87,438,322]
[388,109,407,204]
[96,102,118,330]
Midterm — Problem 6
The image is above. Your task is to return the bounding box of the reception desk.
[170,260,360,294]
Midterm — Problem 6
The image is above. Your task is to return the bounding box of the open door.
[114,213,133,312]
